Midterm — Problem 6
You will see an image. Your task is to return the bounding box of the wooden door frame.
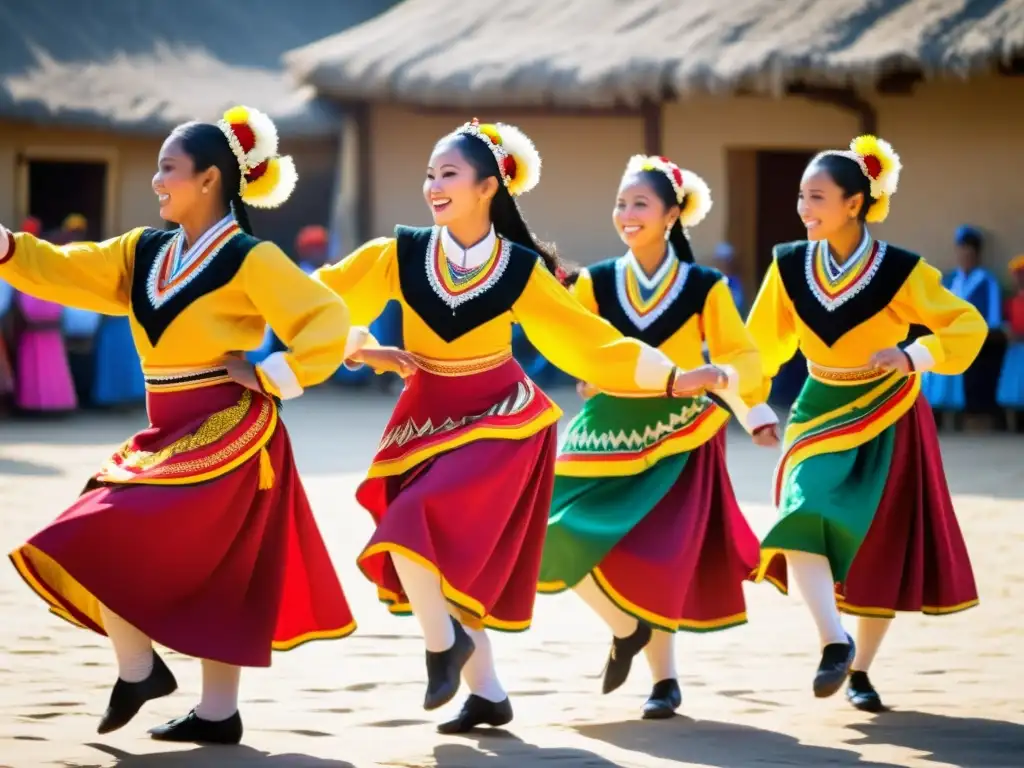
[15,145,120,238]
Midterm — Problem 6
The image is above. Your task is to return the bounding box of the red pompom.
[502,155,517,180]
[246,159,269,181]
[671,166,684,188]
[230,122,256,154]
[658,155,671,163]
[863,154,883,179]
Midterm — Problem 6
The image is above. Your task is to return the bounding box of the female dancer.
[316,119,725,733]
[2,106,365,744]
[537,155,779,719]
[747,136,985,711]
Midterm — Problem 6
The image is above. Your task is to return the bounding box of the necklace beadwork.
[803,234,887,313]
[614,249,689,330]
[425,226,511,311]
[146,215,240,310]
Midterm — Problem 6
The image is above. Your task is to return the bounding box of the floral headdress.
[454,118,542,197]
[217,105,298,209]
[817,135,901,223]
[625,155,712,228]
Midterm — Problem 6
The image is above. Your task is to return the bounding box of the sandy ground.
[1,387,1022,768]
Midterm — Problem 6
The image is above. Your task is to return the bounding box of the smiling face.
[152,135,215,224]
[613,172,678,251]
[797,163,865,241]
[422,137,498,228]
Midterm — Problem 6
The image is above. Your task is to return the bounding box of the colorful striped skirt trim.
[540,430,766,632]
[755,373,977,617]
[10,381,356,666]
[555,392,729,478]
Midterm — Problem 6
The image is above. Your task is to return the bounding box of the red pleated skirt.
[10,381,355,666]
[355,357,561,632]
[761,397,978,616]
[590,431,763,632]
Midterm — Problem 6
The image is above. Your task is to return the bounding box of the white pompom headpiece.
[624,155,713,228]
[455,118,542,197]
[216,105,298,209]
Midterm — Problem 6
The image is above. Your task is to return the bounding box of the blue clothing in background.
[92,316,146,407]
[945,267,1002,328]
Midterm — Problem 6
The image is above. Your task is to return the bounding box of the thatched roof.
[0,0,398,136]
[287,0,1024,108]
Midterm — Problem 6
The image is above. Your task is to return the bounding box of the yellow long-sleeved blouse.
[0,217,354,398]
[314,225,677,394]
[747,236,987,398]
[570,252,776,430]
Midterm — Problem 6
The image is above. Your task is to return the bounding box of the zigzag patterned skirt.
[355,356,562,632]
[538,394,764,633]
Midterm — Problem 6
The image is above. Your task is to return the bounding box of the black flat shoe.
[602,622,652,694]
[148,709,243,745]
[642,678,681,719]
[846,670,886,712]
[437,694,513,734]
[813,633,856,698]
[97,651,178,734]
[424,618,476,711]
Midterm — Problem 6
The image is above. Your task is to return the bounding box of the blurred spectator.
[922,225,1005,430]
[0,276,14,409]
[712,242,745,313]
[295,225,330,273]
[11,217,77,414]
[996,255,1024,432]
[53,215,102,407]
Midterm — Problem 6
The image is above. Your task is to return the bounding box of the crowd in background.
[1,218,1023,433]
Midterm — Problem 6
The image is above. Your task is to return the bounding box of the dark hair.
[445,133,576,284]
[635,169,696,264]
[168,121,255,235]
[809,153,877,222]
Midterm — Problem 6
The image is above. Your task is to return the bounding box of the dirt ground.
[1,387,1021,768]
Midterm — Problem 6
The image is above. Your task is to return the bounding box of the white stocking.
[644,629,678,682]
[392,552,456,652]
[852,616,891,673]
[461,626,507,703]
[574,575,638,638]
[785,551,847,647]
[196,659,241,721]
[99,604,154,683]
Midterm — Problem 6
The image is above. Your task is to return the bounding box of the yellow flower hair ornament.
[456,118,541,197]
[217,105,298,209]
[1009,254,1024,275]
[820,135,901,224]
[625,155,713,228]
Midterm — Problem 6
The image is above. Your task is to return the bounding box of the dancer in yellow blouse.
[2,106,365,744]
[537,155,779,719]
[316,119,728,733]
[748,135,985,712]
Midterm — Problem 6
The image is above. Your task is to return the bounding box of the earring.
[664,223,673,241]
[202,187,209,194]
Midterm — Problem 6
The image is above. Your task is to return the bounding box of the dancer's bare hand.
[870,347,912,374]
[752,423,781,447]
[225,355,263,393]
[670,366,721,397]
[353,347,419,378]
